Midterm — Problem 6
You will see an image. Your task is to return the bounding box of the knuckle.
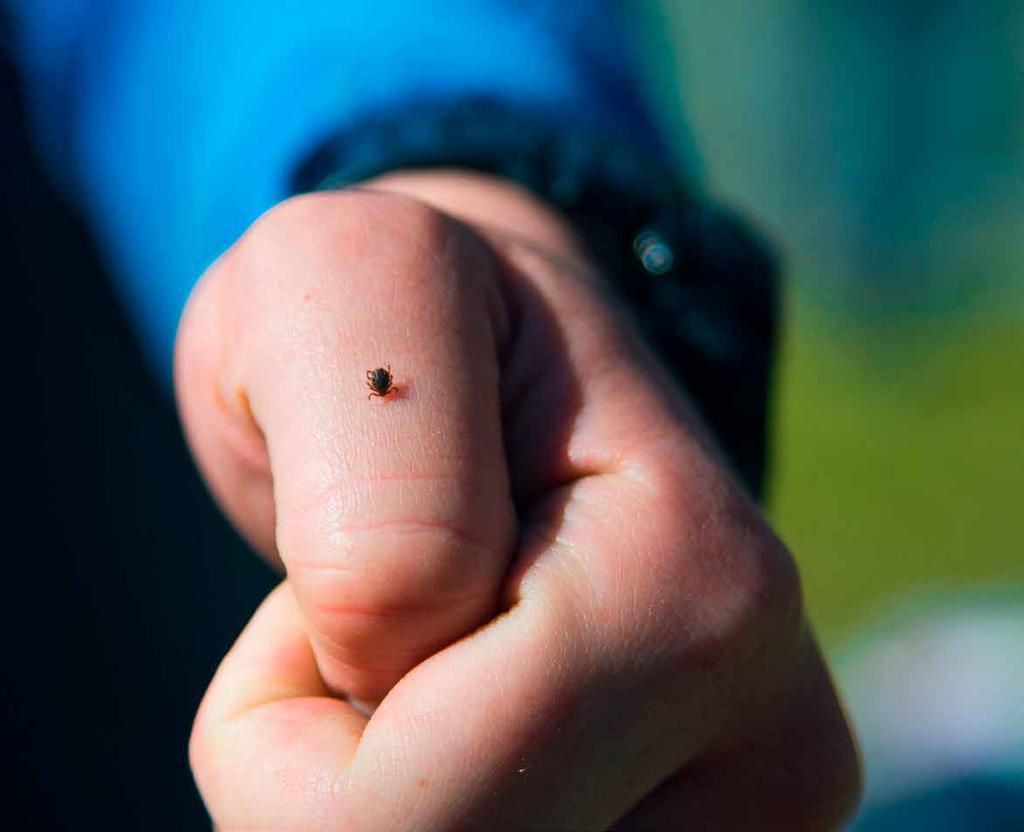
[242,190,466,286]
[721,509,804,645]
[281,509,501,628]
[634,459,805,673]
[257,188,438,244]
[703,521,804,672]
[217,189,492,343]
[287,505,497,580]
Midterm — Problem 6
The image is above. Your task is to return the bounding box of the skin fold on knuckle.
[279,464,508,599]
[625,459,861,827]
[606,441,806,698]
[579,464,855,830]
[276,480,511,701]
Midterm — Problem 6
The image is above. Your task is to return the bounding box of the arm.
[11,6,854,826]
[5,0,679,375]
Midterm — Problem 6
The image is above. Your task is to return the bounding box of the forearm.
[6,0,672,376]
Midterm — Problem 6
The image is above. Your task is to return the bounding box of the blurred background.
[647,0,1024,642]
[645,1,1024,827]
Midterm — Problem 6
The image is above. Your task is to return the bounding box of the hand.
[178,171,861,830]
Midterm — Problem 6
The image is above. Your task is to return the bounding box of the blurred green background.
[643,1,1024,646]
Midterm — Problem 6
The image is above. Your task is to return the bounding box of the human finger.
[341,220,858,829]
[175,191,517,703]
[189,582,367,831]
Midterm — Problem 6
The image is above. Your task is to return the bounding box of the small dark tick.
[366,365,395,400]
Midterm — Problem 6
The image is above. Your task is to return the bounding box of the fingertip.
[191,582,368,829]
[194,583,329,728]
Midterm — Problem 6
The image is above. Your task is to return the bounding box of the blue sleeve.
[6,0,689,379]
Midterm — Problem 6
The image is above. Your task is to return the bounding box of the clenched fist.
[177,170,860,831]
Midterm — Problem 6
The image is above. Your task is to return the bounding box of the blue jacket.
[6,0,685,372]
[6,1,775,496]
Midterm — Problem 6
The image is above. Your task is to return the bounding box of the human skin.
[177,170,862,830]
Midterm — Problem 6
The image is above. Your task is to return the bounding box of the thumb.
[175,191,516,702]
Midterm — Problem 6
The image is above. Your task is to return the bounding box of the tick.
[365,365,395,399]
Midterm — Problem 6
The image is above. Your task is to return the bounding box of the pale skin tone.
[177,170,862,830]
